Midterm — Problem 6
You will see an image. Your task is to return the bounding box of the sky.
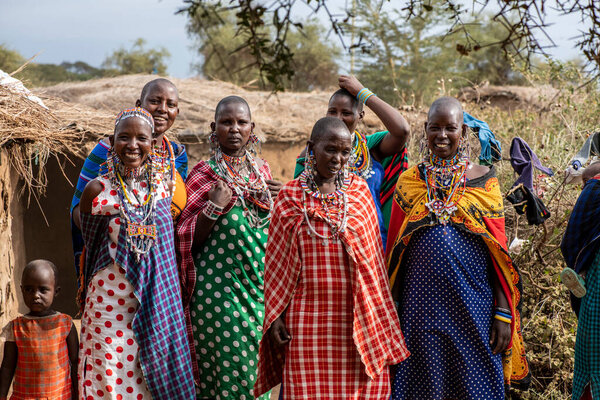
[0,0,591,79]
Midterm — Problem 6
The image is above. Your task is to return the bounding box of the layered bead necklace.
[151,137,176,190]
[105,155,159,262]
[213,146,272,228]
[299,170,350,245]
[423,152,469,226]
[348,130,373,179]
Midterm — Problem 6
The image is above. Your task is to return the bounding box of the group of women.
[70,75,534,400]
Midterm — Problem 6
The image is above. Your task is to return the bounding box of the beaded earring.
[457,130,471,159]
[246,131,260,155]
[304,147,318,179]
[209,131,219,155]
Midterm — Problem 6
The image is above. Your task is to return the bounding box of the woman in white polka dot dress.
[176,96,282,400]
[386,98,530,399]
[78,108,195,400]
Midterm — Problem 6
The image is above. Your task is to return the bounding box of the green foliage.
[351,0,526,106]
[102,38,170,76]
[179,0,600,93]
[0,44,104,87]
[186,9,340,91]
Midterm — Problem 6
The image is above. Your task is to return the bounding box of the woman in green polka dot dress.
[176,96,282,400]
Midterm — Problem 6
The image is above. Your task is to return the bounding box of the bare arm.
[488,267,512,354]
[0,342,17,399]
[72,205,81,229]
[338,75,410,161]
[79,180,104,215]
[66,324,79,399]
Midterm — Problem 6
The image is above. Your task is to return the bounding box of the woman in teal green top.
[294,75,410,245]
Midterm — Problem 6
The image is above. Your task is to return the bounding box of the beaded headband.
[114,107,155,134]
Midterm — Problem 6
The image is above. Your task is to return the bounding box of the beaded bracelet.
[494,313,512,324]
[494,307,512,316]
[203,200,224,221]
[357,88,376,104]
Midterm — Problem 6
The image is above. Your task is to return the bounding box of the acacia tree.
[102,38,170,75]
[351,0,527,104]
[186,8,340,91]
[177,0,600,91]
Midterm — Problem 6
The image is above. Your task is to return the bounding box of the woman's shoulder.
[466,163,491,180]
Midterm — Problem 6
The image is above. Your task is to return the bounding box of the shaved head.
[23,259,58,285]
[215,96,251,120]
[310,116,351,142]
[428,96,463,122]
[139,78,178,102]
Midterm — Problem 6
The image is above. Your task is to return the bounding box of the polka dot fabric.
[190,205,270,400]
[392,224,504,400]
[78,263,151,399]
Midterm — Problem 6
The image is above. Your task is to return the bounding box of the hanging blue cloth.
[463,112,502,165]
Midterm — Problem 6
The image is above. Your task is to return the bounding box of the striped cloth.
[79,181,195,399]
[8,313,73,400]
[254,176,409,398]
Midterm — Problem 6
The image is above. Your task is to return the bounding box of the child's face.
[425,106,466,159]
[212,102,255,156]
[308,128,352,181]
[138,82,179,136]
[21,265,57,316]
[326,94,361,133]
[111,118,155,169]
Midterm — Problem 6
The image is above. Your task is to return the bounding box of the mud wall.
[0,149,27,360]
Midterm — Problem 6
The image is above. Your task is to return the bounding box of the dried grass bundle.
[0,85,85,198]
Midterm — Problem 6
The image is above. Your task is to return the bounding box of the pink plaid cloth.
[254,176,409,398]
[175,158,271,382]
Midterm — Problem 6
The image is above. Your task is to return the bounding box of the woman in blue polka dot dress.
[386,97,530,399]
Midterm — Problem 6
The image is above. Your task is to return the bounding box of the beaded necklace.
[423,152,469,226]
[348,130,373,179]
[151,137,177,192]
[213,146,272,228]
[299,170,350,245]
[109,160,159,263]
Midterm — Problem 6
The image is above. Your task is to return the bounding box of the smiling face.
[326,93,363,133]
[137,81,179,137]
[111,118,155,169]
[425,104,466,159]
[211,102,255,156]
[21,262,58,316]
[309,128,353,182]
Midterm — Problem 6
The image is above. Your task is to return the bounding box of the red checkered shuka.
[175,158,272,381]
[254,176,409,398]
[12,313,73,400]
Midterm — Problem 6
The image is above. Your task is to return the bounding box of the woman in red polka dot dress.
[78,108,195,399]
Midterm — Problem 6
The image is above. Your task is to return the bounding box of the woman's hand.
[338,75,364,97]
[266,179,283,198]
[270,316,291,347]
[208,180,232,208]
[490,319,511,354]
